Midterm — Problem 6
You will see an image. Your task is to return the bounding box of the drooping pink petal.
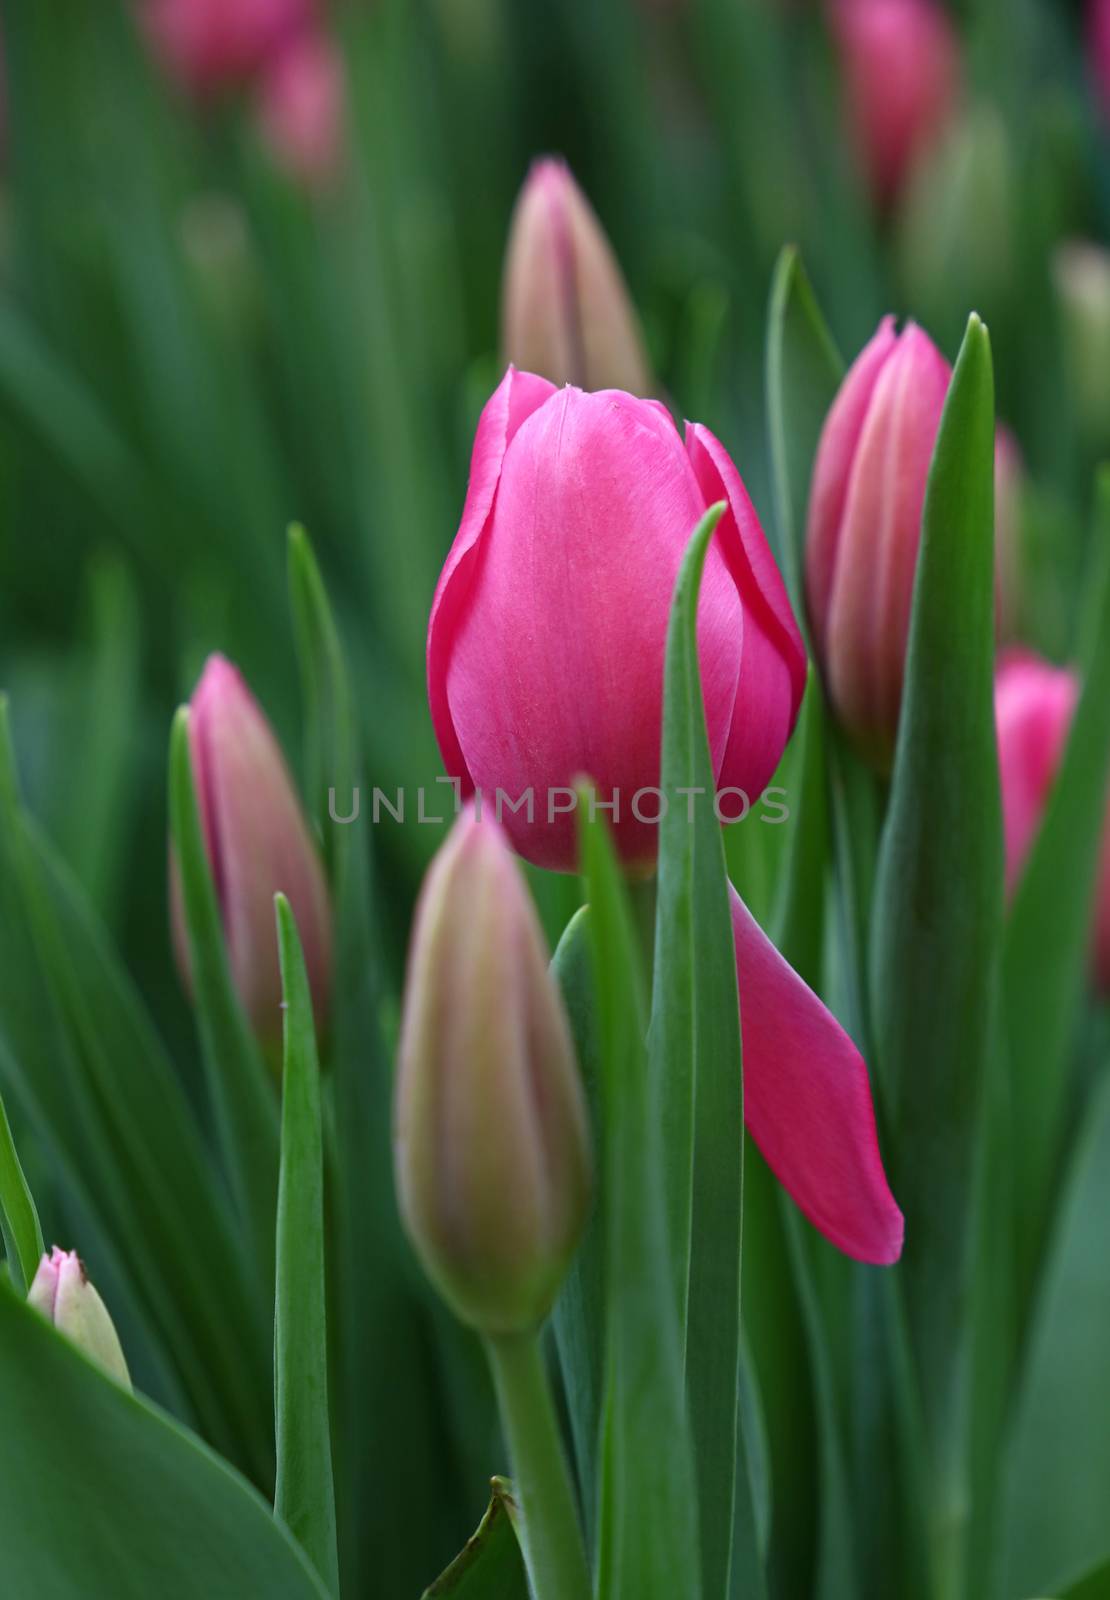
[730,885,903,1265]
[427,367,557,795]
[685,422,806,809]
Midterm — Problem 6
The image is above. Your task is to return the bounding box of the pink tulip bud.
[805,317,951,768]
[995,651,1110,992]
[27,1248,131,1388]
[394,806,592,1334]
[828,0,959,206]
[140,0,316,96]
[501,159,654,396]
[257,32,344,188]
[429,368,807,871]
[170,653,331,1044]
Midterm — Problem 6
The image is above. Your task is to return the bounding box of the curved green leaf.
[0,1285,328,1599]
[0,1077,43,1294]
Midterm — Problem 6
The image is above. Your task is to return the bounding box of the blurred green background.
[0,0,1105,1046]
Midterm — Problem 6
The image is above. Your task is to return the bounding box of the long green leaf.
[870,314,1001,1585]
[0,1078,44,1294]
[650,502,760,1597]
[580,800,700,1600]
[1004,467,1110,1314]
[168,708,280,1291]
[274,896,339,1597]
[0,1284,328,1599]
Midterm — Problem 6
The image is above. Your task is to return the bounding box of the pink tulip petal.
[685,423,807,806]
[731,885,903,1265]
[427,367,557,794]
[995,652,1078,899]
[805,315,898,662]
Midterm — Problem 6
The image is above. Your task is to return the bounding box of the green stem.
[485,1330,592,1600]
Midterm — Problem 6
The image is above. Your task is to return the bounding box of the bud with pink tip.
[141,0,316,96]
[257,32,345,187]
[27,1248,131,1388]
[501,158,653,396]
[170,653,331,1045]
[828,0,959,207]
[394,805,592,1334]
[805,316,951,768]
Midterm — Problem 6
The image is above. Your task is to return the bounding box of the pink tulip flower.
[429,367,807,873]
[28,1248,131,1388]
[829,0,959,206]
[806,316,951,768]
[995,651,1110,991]
[430,369,902,1265]
[257,31,344,187]
[141,0,315,95]
[170,653,331,1044]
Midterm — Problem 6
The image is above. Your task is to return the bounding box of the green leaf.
[579,799,701,1600]
[0,1077,44,1294]
[1003,468,1110,1315]
[650,502,761,1597]
[1002,1063,1110,1598]
[869,314,1002,1580]
[421,1481,528,1600]
[765,246,845,614]
[550,905,604,1558]
[274,896,339,1597]
[168,708,280,1293]
[0,1284,328,1599]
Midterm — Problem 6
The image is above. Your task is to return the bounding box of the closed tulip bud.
[141,0,316,95]
[170,653,331,1045]
[27,1249,131,1389]
[829,0,959,207]
[501,158,653,396]
[805,317,951,768]
[394,806,591,1334]
[257,32,344,188]
[1054,240,1110,448]
[995,652,1110,991]
[430,368,806,870]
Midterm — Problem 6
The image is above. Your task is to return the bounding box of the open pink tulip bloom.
[429,368,903,1265]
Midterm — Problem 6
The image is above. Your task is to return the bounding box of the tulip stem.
[485,1330,592,1600]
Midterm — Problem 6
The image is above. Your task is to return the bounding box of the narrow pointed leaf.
[650,502,760,1597]
[421,1481,528,1599]
[870,314,1002,1574]
[274,896,339,1596]
[580,800,700,1600]
[0,1079,43,1294]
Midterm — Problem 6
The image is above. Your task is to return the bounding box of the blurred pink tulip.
[257,31,344,186]
[171,653,331,1044]
[805,316,951,768]
[829,0,959,206]
[501,158,653,396]
[141,0,315,94]
[428,367,807,872]
[994,425,1024,643]
[1089,0,1110,121]
[995,652,1110,990]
